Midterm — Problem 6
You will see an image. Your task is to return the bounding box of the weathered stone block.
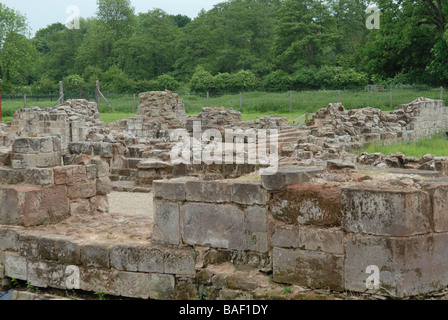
[164,248,196,275]
[0,228,19,251]
[80,242,112,268]
[13,138,40,154]
[79,267,117,296]
[70,199,92,215]
[0,185,69,227]
[246,231,268,253]
[345,233,448,298]
[232,182,267,205]
[261,166,325,191]
[53,165,87,185]
[38,235,80,265]
[23,168,54,186]
[27,260,66,289]
[153,200,180,245]
[96,177,112,195]
[110,244,164,273]
[244,206,267,232]
[273,247,344,291]
[90,157,110,178]
[270,184,342,226]
[4,252,27,280]
[272,225,300,249]
[36,152,61,168]
[67,181,96,200]
[185,181,233,203]
[297,226,344,255]
[181,203,246,250]
[421,181,448,233]
[342,186,431,236]
[153,179,187,201]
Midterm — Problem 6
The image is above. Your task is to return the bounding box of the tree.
[114,9,181,80]
[273,0,340,71]
[96,0,136,40]
[0,3,28,49]
[170,14,191,28]
[0,32,38,85]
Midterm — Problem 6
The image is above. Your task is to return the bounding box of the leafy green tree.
[190,66,217,92]
[170,14,192,28]
[273,0,340,71]
[0,3,27,49]
[0,32,38,85]
[96,0,136,41]
[114,9,180,80]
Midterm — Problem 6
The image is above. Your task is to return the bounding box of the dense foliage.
[0,0,447,94]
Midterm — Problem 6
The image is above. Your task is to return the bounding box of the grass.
[360,133,448,157]
[0,87,444,125]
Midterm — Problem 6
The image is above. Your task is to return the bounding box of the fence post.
[441,86,444,101]
[338,90,341,103]
[289,91,293,113]
[59,81,64,105]
[390,88,393,110]
[206,92,209,108]
[133,93,136,113]
[24,94,27,108]
[240,92,243,109]
[95,81,100,107]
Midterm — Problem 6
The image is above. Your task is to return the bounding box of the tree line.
[0,0,447,95]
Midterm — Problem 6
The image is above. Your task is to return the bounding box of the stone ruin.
[2,92,448,300]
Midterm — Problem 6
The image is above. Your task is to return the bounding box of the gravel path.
[108,191,154,218]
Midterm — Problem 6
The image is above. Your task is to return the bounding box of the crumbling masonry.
[1,92,448,299]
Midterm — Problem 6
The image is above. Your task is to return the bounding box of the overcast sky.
[1,0,221,36]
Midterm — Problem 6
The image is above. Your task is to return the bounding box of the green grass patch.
[359,133,448,157]
[100,112,137,123]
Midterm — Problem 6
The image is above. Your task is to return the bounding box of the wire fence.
[1,86,446,119]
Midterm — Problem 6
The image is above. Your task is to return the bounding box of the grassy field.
[359,133,448,157]
[0,87,444,124]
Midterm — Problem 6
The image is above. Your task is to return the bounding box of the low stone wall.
[9,100,102,154]
[151,166,448,298]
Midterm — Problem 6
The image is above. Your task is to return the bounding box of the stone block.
[273,247,344,291]
[297,226,344,255]
[0,228,19,251]
[342,186,431,237]
[181,203,246,250]
[12,154,37,169]
[80,242,113,268]
[164,248,196,275]
[23,168,54,186]
[270,184,342,226]
[110,244,164,273]
[232,182,267,205]
[53,165,87,185]
[70,199,92,215]
[38,235,80,265]
[153,200,180,245]
[153,179,187,201]
[90,157,110,178]
[185,181,233,203]
[261,166,325,191]
[246,231,268,253]
[67,181,96,200]
[27,260,66,289]
[96,177,112,195]
[36,152,61,168]
[244,206,267,232]
[79,267,117,296]
[13,138,40,154]
[344,233,448,298]
[3,252,27,280]
[0,185,69,227]
[272,225,300,249]
[421,181,448,232]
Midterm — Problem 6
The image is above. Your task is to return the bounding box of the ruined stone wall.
[9,100,102,154]
[151,166,448,298]
[0,136,112,227]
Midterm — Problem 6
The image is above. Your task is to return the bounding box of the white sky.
[1,0,222,36]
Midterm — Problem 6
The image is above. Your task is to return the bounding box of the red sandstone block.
[0,185,69,227]
[53,165,87,185]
